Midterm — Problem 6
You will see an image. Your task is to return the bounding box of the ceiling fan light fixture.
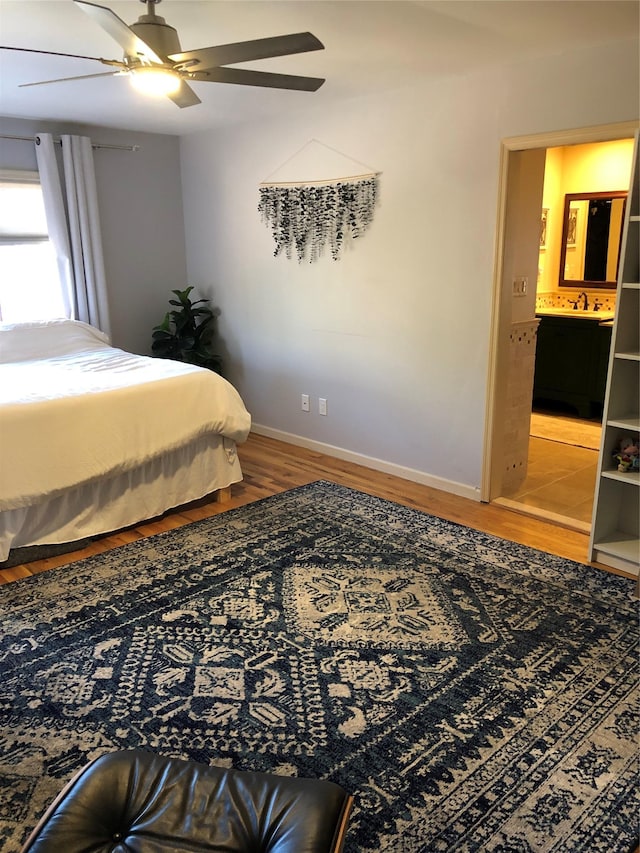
[129,65,181,96]
[12,0,326,108]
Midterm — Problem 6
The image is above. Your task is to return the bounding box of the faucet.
[578,291,589,310]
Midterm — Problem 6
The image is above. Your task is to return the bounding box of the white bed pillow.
[0,318,110,363]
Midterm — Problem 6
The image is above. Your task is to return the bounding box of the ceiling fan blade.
[169,32,324,71]
[167,80,201,108]
[18,71,119,88]
[0,44,124,66]
[74,0,163,63]
[190,67,325,92]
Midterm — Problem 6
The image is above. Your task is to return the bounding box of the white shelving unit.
[589,130,640,576]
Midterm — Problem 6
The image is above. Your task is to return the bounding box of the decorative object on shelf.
[258,139,380,262]
[152,286,222,373]
[613,436,640,472]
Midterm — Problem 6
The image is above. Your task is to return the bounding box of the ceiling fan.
[1,0,325,108]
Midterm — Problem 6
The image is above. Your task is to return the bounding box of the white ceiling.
[0,0,638,137]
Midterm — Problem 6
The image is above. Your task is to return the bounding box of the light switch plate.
[513,277,528,296]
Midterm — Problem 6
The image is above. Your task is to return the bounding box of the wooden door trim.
[481,120,639,502]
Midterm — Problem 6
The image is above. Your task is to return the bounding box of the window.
[0,170,65,323]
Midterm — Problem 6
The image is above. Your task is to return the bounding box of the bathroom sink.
[536,308,615,321]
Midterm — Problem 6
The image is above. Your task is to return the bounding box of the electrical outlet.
[319,397,327,416]
[301,394,310,412]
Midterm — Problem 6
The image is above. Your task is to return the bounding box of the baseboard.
[250,424,481,502]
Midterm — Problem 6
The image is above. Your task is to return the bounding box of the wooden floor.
[0,432,632,586]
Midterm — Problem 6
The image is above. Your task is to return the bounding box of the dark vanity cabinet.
[533,315,612,418]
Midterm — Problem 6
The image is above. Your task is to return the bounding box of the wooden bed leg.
[216,486,232,504]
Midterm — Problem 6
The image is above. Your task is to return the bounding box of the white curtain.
[35,133,111,337]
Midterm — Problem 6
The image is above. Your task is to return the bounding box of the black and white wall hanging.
[258,139,380,263]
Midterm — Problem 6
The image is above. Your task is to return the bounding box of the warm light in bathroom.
[129,66,181,97]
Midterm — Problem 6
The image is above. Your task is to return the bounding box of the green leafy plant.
[152,286,222,374]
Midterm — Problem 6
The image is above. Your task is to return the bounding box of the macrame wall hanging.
[258,139,380,263]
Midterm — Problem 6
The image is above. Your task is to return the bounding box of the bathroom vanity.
[533,308,614,418]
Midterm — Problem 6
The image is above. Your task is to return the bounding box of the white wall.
[0,117,188,355]
[179,37,639,498]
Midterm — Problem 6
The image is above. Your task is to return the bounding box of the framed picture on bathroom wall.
[540,208,549,249]
[566,206,578,247]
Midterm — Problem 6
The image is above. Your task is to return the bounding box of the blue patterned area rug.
[0,481,637,852]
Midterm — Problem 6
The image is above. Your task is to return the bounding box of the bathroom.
[509,137,635,530]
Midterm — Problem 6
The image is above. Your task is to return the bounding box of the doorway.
[483,121,638,532]
[506,409,601,531]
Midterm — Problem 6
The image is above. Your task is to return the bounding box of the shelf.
[606,415,640,430]
[592,534,640,564]
[589,130,639,575]
[607,360,639,424]
[620,219,638,282]
[601,469,640,485]
[612,286,639,354]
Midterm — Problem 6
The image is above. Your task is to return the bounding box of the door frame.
[481,120,639,503]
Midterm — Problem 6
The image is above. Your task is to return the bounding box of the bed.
[0,319,252,561]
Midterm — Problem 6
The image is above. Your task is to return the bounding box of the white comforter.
[0,319,251,511]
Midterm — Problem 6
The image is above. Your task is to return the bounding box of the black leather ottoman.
[21,750,353,852]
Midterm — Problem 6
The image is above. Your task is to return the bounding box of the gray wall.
[0,117,188,355]
[1,33,637,500]
[179,37,639,497]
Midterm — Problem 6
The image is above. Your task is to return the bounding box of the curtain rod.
[0,133,140,152]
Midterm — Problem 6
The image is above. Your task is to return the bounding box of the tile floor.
[503,436,599,530]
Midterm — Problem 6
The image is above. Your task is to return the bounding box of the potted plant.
[152,286,222,374]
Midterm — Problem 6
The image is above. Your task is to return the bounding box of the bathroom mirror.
[558,191,627,289]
